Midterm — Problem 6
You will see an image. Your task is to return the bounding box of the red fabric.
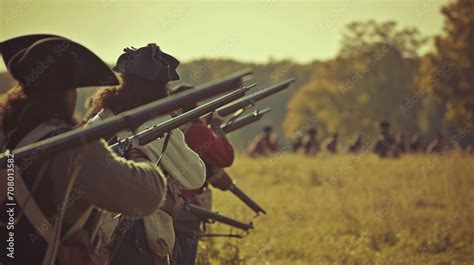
[181,121,235,203]
[184,122,235,167]
[180,188,202,203]
[246,136,279,157]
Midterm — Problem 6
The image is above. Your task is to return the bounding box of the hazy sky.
[1,0,449,71]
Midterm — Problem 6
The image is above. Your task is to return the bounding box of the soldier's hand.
[209,112,225,127]
[160,194,184,217]
[125,138,152,162]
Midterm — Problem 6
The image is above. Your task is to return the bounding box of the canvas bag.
[142,209,175,257]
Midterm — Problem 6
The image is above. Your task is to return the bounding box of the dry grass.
[196,152,474,265]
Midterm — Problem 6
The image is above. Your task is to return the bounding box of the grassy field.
[196,152,474,265]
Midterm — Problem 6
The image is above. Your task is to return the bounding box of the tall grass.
[197,152,474,265]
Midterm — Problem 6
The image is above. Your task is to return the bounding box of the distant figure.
[321,132,338,153]
[246,126,279,157]
[426,133,444,154]
[409,133,422,152]
[348,135,363,153]
[373,121,396,157]
[302,128,319,155]
[395,132,408,154]
[292,134,304,153]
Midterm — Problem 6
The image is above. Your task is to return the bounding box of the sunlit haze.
[1,0,449,71]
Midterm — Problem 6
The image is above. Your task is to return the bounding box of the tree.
[423,0,474,128]
[284,21,426,139]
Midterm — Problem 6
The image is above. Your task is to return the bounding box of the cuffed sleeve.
[51,140,167,217]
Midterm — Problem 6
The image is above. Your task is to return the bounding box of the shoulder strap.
[3,121,88,265]
[155,132,172,166]
[0,122,68,228]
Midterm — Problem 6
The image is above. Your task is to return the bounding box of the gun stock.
[185,203,253,231]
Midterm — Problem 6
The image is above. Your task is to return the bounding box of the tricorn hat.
[263,125,273,132]
[379,121,390,128]
[1,34,119,92]
[113,43,180,83]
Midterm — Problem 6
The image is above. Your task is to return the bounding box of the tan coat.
[12,118,167,228]
[89,108,206,189]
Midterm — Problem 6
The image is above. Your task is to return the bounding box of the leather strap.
[1,120,88,265]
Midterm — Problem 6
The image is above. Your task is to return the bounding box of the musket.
[221,108,271,134]
[215,109,271,215]
[228,183,266,215]
[210,170,266,215]
[171,68,252,98]
[173,221,245,239]
[203,78,295,120]
[0,81,252,166]
[83,85,252,245]
[110,85,255,156]
[184,203,253,231]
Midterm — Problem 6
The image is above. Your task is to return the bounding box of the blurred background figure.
[246,126,279,157]
[426,133,444,154]
[466,145,473,154]
[409,133,422,152]
[302,127,319,155]
[292,134,304,153]
[321,132,338,154]
[373,121,396,158]
[395,132,408,154]
[348,135,363,153]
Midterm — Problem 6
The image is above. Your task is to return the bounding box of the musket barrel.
[110,85,251,151]
[221,108,271,134]
[185,203,253,231]
[0,77,252,166]
[172,68,252,98]
[229,183,266,215]
[214,78,295,117]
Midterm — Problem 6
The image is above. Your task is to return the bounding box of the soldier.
[291,134,304,153]
[426,133,444,154]
[395,132,408,154]
[321,132,338,154]
[0,35,166,265]
[409,133,422,152]
[373,121,396,157]
[85,44,206,264]
[302,127,319,155]
[170,85,236,265]
[348,135,363,153]
[246,126,279,157]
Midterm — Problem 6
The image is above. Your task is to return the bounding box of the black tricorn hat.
[380,121,391,128]
[113,43,180,83]
[1,34,119,92]
[1,34,59,65]
[263,125,273,132]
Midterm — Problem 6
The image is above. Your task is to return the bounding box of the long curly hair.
[0,84,75,150]
[84,74,169,121]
